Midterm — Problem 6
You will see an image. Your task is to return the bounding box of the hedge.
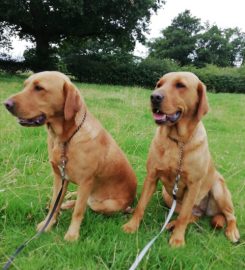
[0,59,29,74]
[64,54,245,93]
[199,74,245,93]
[64,54,179,89]
[183,65,245,93]
[1,54,245,93]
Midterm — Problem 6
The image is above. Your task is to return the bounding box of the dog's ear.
[155,78,164,89]
[196,81,209,121]
[63,82,82,121]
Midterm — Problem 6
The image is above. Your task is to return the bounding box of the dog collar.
[67,110,87,144]
[60,110,87,165]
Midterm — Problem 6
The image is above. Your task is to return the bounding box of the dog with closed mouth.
[4,71,137,241]
[123,72,240,247]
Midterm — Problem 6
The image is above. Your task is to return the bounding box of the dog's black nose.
[150,93,164,104]
[4,99,15,113]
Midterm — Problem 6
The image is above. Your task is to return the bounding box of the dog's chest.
[49,139,98,184]
[49,140,80,181]
[155,144,197,199]
[159,154,186,197]
[50,143,70,179]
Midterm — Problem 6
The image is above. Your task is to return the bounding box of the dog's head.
[4,71,82,127]
[151,72,209,126]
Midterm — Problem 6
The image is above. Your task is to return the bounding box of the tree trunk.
[33,35,56,72]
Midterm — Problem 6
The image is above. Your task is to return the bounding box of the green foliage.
[0,59,29,74]
[182,64,245,93]
[195,26,245,67]
[148,10,245,67]
[65,53,179,88]
[1,74,245,269]
[0,0,165,71]
[134,57,179,87]
[0,23,12,55]
[64,51,245,93]
[23,47,59,72]
[148,10,202,66]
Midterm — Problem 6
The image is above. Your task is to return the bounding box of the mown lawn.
[0,73,244,270]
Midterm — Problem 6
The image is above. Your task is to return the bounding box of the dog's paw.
[169,234,185,247]
[64,230,79,242]
[167,216,197,231]
[36,219,56,232]
[225,222,240,243]
[122,221,138,233]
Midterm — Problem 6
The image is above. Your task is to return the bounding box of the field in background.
[0,74,244,269]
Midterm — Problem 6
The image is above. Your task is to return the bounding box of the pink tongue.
[153,113,166,121]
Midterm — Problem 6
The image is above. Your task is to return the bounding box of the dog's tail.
[211,214,226,229]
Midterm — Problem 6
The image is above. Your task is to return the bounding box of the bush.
[0,58,29,73]
[1,51,245,93]
[64,54,245,93]
[64,54,179,88]
[135,58,179,87]
[24,48,59,72]
[182,65,245,93]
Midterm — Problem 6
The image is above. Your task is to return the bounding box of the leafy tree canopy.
[195,25,245,67]
[0,22,13,57]
[148,10,245,67]
[148,10,202,66]
[0,0,165,70]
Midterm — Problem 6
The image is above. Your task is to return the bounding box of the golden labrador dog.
[123,72,240,247]
[4,71,137,241]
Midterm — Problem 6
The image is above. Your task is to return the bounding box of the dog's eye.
[176,82,186,89]
[34,85,44,91]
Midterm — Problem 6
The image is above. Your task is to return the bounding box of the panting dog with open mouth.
[123,72,240,247]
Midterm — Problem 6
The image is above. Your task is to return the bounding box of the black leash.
[3,177,66,270]
[3,111,87,270]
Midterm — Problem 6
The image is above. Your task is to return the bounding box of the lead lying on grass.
[4,71,137,241]
[123,72,240,247]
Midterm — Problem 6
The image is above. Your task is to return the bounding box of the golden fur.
[123,72,240,247]
[5,71,137,241]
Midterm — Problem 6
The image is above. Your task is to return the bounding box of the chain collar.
[66,110,87,145]
[172,141,185,200]
[176,141,185,174]
[170,128,196,199]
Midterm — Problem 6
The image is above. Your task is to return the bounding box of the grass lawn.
[0,73,244,270]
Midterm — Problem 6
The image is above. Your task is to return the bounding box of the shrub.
[135,58,179,87]
[24,48,59,72]
[64,54,179,88]
[1,52,245,93]
[64,53,245,92]
[0,58,29,74]
[182,65,245,93]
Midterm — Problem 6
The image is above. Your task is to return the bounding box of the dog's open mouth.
[152,109,182,125]
[18,114,46,127]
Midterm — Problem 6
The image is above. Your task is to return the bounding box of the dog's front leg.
[123,173,158,233]
[169,180,201,247]
[64,179,93,241]
[37,170,68,232]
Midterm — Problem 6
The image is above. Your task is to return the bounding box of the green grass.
[0,73,245,270]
